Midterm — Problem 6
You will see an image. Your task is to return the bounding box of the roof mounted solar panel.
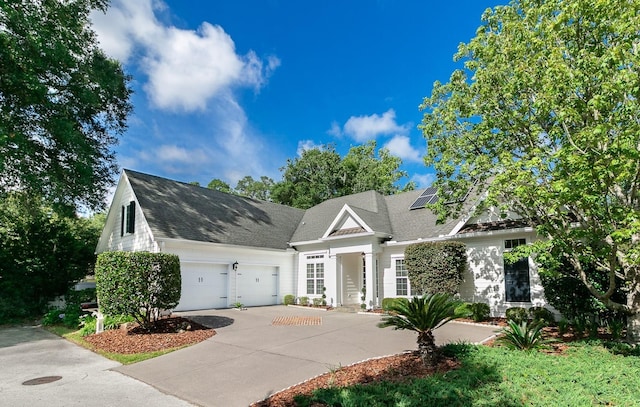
[409,187,439,210]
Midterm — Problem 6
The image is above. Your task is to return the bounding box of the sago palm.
[377,293,465,366]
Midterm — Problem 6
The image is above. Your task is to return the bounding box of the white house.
[96,170,547,316]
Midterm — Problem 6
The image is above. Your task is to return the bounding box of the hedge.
[404,241,467,295]
[95,251,181,330]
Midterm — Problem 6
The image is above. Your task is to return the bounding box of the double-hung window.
[504,238,531,302]
[395,259,409,296]
[306,255,324,295]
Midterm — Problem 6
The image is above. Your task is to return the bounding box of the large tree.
[419,0,640,340]
[0,0,131,210]
[0,192,104,321]
[235,175,275,201]
[272,141,413,209]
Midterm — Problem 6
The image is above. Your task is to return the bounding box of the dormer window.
[121,201,135,236]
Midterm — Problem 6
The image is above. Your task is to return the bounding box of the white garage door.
[236,266,278,307]
[175,263,228,311]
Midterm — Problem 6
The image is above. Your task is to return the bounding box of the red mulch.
[83,317,215,354]
[250,352,461,407]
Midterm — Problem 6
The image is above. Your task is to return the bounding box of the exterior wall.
[379,228,547,317]
[96,175,156,253]
[458,230,545,316]
[162,240,298,307]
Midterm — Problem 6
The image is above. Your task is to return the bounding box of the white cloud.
[326,121,342,137]
[411,173,436,188]
[296,140,322,156]
[384,135,422,163]
[342,109,407,142]
[91,0,278,112]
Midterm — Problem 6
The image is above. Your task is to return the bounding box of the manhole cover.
[22,376,62,386]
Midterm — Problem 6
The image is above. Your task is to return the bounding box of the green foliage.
[538,257,623,322]
[78,313,135,337]
[234,176,274,201]
[42,304,83,329]
[404,241,467,295]
[299,296,309,306]
[271,141,413,209]
[312,298,323,306]
[0,0,132,210]
[468,302,491,322]
[95,252,181,331]
[0,193,104,322]
[607,318,625,340]
[529,307,555,326]
[206,178,232,193]
[505,307,529,325]
[283,294,295,305]
[382,297,408,312]
[558,318,570,335]
[497,320,550,351]
[297,343,640,406]
[603,342,640,357]
[378,294,465,365]
[419,0,640,341]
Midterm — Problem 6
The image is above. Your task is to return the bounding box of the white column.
[364,252,375,309]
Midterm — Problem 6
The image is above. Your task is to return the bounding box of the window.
[120,201,135,236]
[306,255,324,295]
[504,239,531,302]
[395,259,408,296]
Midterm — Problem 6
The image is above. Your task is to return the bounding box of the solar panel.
[409,187,439,210]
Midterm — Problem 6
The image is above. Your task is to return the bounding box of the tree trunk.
[417,330,438,366]
[627,291,640,344]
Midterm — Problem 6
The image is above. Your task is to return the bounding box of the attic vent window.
[121,201,135,236]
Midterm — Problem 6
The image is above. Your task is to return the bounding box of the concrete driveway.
[0,325,192,407]
[117,306,499,407]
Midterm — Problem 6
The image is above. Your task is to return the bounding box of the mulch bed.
[250,351,460,407]
[83,317,215,354]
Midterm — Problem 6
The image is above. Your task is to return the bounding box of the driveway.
[117,306,498,407]
[0,325,192,407]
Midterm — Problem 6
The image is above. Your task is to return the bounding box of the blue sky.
[90,0,503,190]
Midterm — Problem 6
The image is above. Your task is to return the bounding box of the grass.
[44,325,186,365]
[295,342,640,407]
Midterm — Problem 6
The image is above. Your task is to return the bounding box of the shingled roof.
[125,170,480,250]
[125,170,305,250]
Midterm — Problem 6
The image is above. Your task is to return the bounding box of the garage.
[175,263,229,311]
[236,266,278,307]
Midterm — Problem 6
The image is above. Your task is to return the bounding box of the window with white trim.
[306,255,324,295]
[120,201,135,236]
[395,259,409,296]
[504,238,531,302]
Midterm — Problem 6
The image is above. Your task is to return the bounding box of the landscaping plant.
[404,241,467,295]
[95,252,181,331]
[378,293,464,366]
[497,320,550,351]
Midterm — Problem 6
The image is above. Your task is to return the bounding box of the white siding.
[96,174,156,253]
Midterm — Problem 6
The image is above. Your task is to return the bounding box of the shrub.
[468,302,491,322]
[455,303,473,318]
[506,307,529,324]
[404,241,467,295]
[95,251,181,331]
[497,320,550,351]
[41,304,83,329]
[283,294,295,305]
[529,306,555,326]
[78,313,135,336]
[382,297,409,312]
[608,317,625,340]
[299,296,309,306]
[313,298,323,306]
[558,318,570,335]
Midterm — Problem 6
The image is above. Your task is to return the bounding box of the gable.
[323,205,373,239]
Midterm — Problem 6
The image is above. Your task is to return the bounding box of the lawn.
[294,342,640,407]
